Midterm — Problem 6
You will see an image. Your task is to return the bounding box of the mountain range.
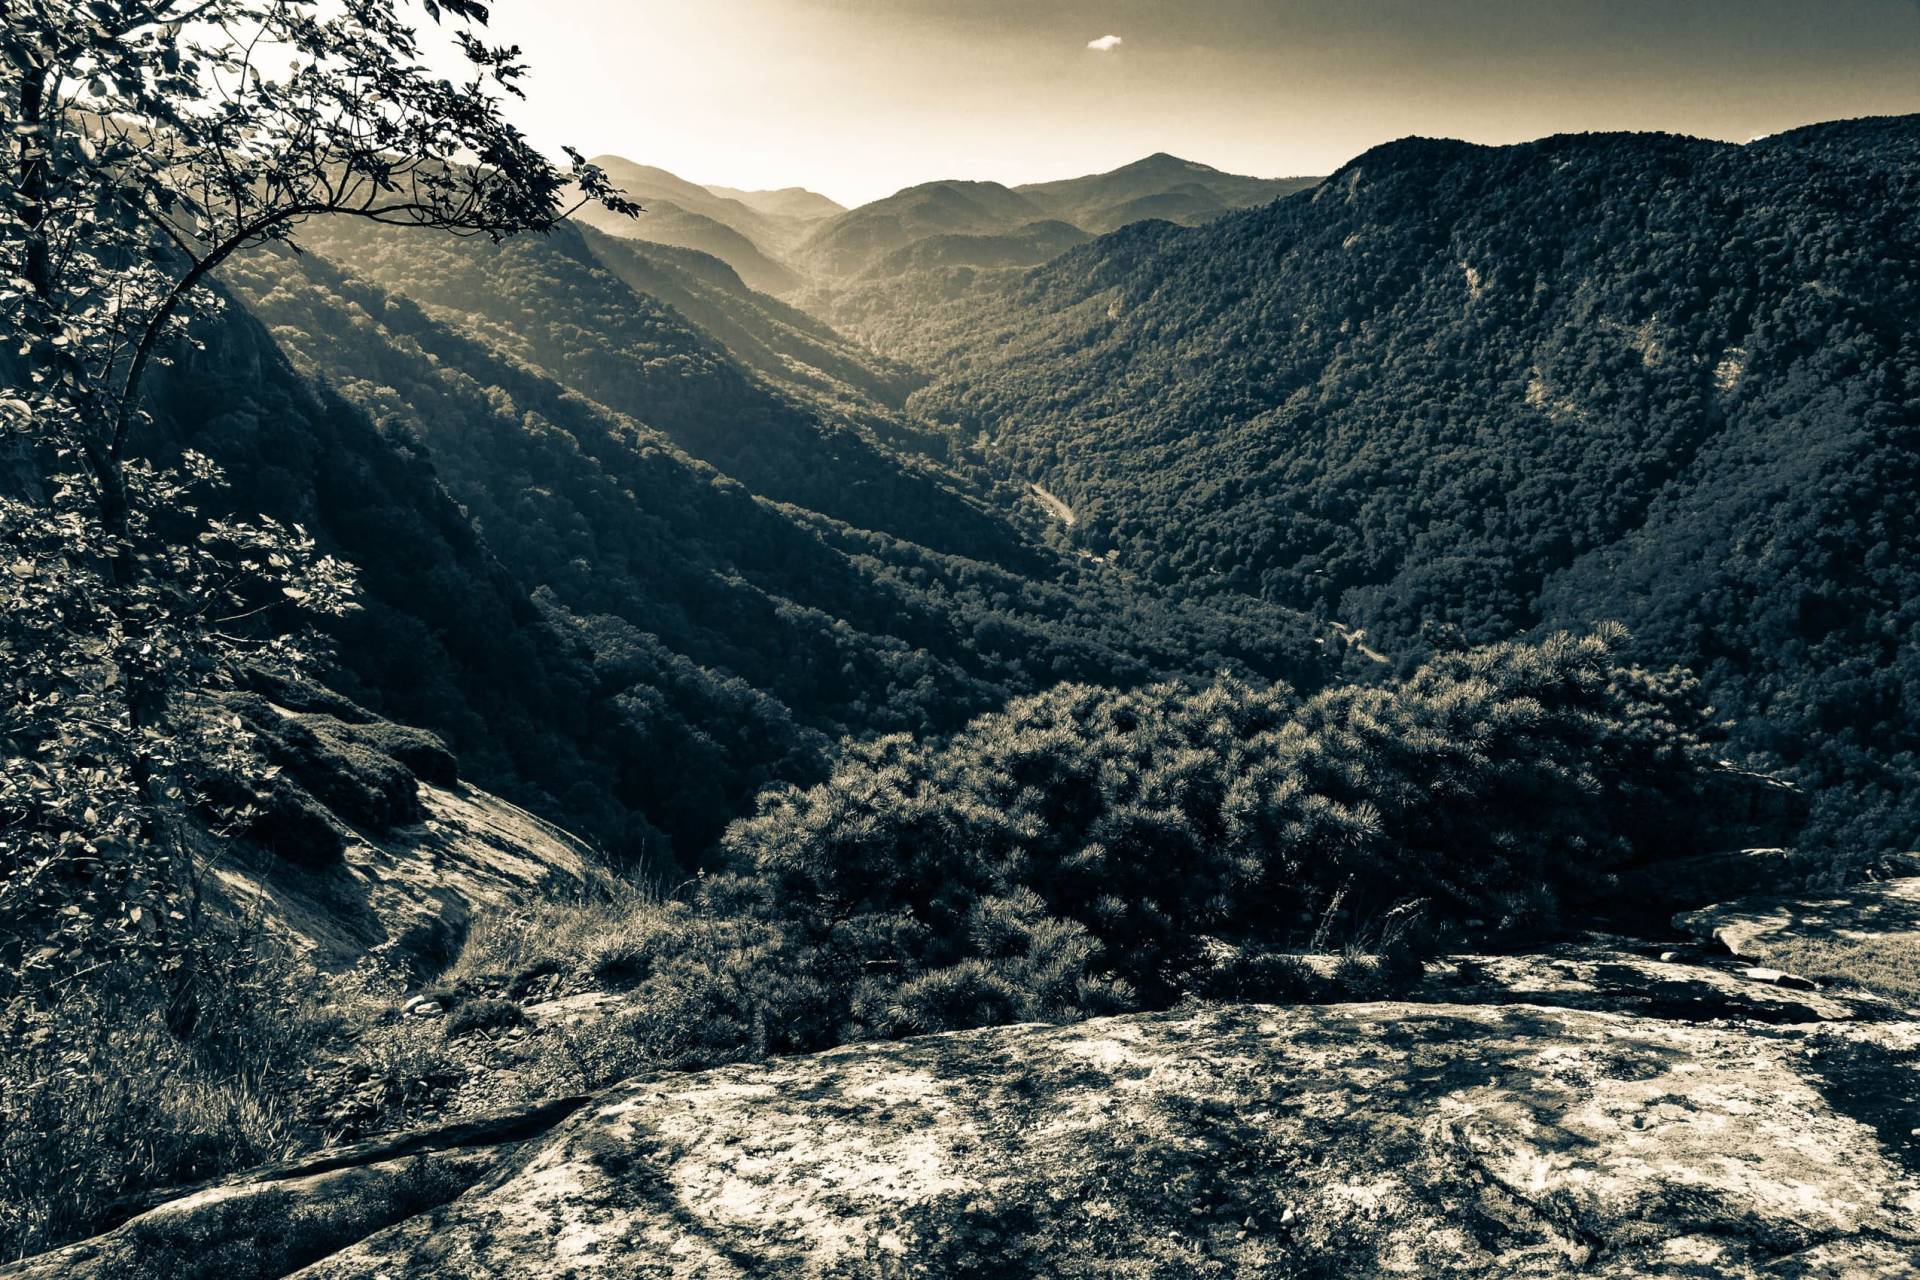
[145,116,1920,867]
[573,150,1318,292]
[878,116,1920,854]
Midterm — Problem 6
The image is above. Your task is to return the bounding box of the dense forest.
[161,117,1920,864]
[125,117,1920,867]
[863,115,1920,858]
[180,231,1330,866]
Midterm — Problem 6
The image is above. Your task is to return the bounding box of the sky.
[448,0,1920,208]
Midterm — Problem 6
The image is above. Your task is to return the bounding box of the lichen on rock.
[272,1002,1920,1279]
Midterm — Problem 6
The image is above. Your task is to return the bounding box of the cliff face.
[192,689,593,971]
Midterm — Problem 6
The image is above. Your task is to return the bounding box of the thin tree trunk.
[14,54,164,858]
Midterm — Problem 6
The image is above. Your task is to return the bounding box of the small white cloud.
[1087,34,1123,52]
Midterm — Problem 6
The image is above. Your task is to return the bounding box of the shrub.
[721,628,1722,1023]
[880,962,1026,1037]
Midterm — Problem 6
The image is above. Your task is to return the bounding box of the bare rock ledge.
[1677,876,1920,966]
[17,1000,1913,1280]
[298,1002,1920,1279]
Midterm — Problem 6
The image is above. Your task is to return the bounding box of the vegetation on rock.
[3,4,1912,1267]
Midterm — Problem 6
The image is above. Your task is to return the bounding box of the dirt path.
[1028,482,1076,528]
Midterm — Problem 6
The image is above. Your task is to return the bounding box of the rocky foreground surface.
[296,1003,1920,1280]
[11,893,1920,1280]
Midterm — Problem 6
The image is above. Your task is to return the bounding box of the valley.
[4,4,1919,1272]
[543,117,1920,868]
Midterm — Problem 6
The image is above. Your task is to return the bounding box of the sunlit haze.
[454,0,1920,206]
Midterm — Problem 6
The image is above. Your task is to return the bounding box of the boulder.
[1741,966,1819,991]
[217,695,426,838]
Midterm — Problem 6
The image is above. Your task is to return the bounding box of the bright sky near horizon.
[454,0,1920,208]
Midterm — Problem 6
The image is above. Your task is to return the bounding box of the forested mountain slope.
[575,197,801,295]
[793,180,1053,278]
[141,296,688,860]
[285,214,1023,570]
[566,156,811,293]
[866,220,1093,277]
[206,239,1328,864]
[1015,152,1318,233]
[889,115,1920,852]
[571,226,921,410]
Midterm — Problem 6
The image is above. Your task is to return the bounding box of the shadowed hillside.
[212,237,1329,861]
[885,116,1920,855]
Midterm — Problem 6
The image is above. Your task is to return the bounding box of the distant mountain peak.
[1133,151,1209,170]
[914,178,1023,196]
[704,183,846,221]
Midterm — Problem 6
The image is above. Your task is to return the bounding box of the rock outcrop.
[195,690,594,969]
[286,1005,1920,1280]
[17,996,1917,1279]
[1678,877,1920,968]
[1415,944,1905,1023]
[206,777,593,970]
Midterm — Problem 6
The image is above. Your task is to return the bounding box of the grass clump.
[0,937,348,1262]
[1742,935,1920,1007]
[443,871,667,996]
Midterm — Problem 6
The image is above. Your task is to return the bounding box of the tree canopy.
[0,0,631,989]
